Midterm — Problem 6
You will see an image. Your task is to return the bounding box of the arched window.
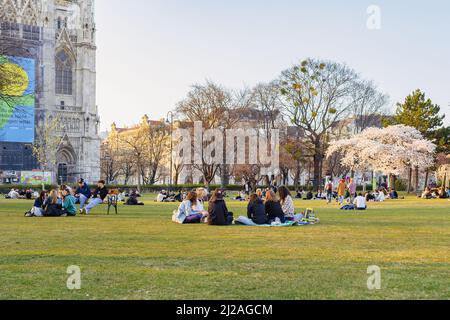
[55,50,73,95]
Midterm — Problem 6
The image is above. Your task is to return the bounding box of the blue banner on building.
[0,55,35,143]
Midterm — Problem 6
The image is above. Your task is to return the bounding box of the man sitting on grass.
[82,180,108,215]
[353,193,367,211]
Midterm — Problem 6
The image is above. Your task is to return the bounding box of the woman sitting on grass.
[265,190,286,224]
[193,188,209,217]
[207,189,233,226]
[279,186,295,219]
[32,191,46,217]
[61,188,77,216]
[172,191,205,224]
[43,190,63,217]
[247,193,267,225]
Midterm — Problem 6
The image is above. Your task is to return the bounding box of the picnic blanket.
[234,216,320,227]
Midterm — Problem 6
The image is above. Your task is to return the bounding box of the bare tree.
[141,120,170,185]
[176,81,250,187]
[350,80,389,133]
[279,58,387,191]
[32,115,62,188]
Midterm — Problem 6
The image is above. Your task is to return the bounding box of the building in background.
[0,0,100,184]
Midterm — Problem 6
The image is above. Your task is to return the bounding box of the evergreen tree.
[392,89,444,139]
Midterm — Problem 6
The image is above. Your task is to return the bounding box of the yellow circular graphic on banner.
[0,62,29,96]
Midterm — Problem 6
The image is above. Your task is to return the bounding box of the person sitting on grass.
[365,191,376,202]
[42,190,64,217]
[375,189,386,202]
[193,188,209,217]
[207,189,234,226]
[7,188,20,199]
[279,186,295,219]
[156,190,167,202]
[437,187,448,199]
[304,189,314,201]
[25,191,47,217]
[172,191,205,224]
[265,190,286,224]
[125,189,145,206]
[256,188,264,200]
[83,180,108,215]
[314,190,326,200]
[61,188,77,216]
[353,193,368,211]
[247,193,268,225]
[389,188,399,200]
[75,178,91,214]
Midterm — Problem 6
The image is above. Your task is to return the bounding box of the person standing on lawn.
[337,178,347,205]
[83,180,109,215]
[75,178,91,214]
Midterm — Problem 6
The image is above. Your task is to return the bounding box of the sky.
[95,0,450,131]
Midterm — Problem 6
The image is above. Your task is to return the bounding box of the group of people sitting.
[5,188,40,200]
[421,187,450,199]
[172,186,309,226]
[24,179,109,217]
[156,190,184,203]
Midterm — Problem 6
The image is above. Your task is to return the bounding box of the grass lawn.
[0,194,449,300]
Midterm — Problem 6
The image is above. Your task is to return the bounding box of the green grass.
[0,194,449,300]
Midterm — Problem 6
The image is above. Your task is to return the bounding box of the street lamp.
[166,111,174,191]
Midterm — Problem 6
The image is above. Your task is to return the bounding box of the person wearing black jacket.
[207,189,233,226]
[265,190,286,223]
[43,190,64,217]
[84,180,109,215]
[247,194,267,225]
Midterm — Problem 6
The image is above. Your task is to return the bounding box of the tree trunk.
[220,164,230,188]
[424,170,429,191]
[407,167,413,194]
[311,139,324,192]
[414,166,419,194]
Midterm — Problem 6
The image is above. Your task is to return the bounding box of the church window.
[55,50,73,95]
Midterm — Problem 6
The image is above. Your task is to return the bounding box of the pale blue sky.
[96,0,450,131]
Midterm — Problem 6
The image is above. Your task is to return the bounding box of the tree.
[327,125,437,190]
[32,115,62,189]
[387,90,446,191]
[390,89,444,139]
[279,59,386,190]
[176,81,250,187]
[117,127,147,191]
[141,119,170,185]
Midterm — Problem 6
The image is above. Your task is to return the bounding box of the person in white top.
[376,189,385,202]
[156,190,167,202]
[353,193,367,210]
[279,186,295,218]
[193,188,208,216]
[8,189,20,199]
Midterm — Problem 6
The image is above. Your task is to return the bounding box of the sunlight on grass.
[0,195,449,300]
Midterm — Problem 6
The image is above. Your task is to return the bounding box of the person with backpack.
[207,189,233,226]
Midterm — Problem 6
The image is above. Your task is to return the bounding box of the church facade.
[0,0,100,184]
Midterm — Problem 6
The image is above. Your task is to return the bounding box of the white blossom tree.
[326,125,437,189]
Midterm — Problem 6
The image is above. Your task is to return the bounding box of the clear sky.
[95,0,450,131]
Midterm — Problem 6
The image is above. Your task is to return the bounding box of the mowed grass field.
[0,194,449,300]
